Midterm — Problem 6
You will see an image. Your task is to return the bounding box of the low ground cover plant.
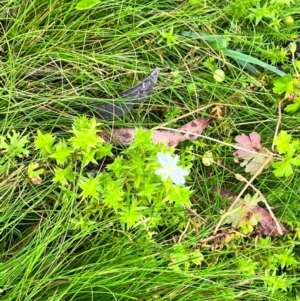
[0,0,300,300]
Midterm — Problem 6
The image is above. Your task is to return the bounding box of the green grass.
[1,0,300,300]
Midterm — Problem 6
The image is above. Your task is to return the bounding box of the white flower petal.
[171,172,185,185]
[176,167,189,176]
[156,152,165,164]
[173,154,179,165]
[157,152,174,167]
[161,173,170,181]
[155,152,189,185]
[154,168,165,176]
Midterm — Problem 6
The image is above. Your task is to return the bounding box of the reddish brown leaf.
[252,206,289,236]
[101,118,210,146]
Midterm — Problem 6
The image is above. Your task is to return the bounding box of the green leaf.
[224,194,261,229]
[107,156,125,178]
[53,165,74,186]
[291,155,300,166]
[161,27,177,48]
[223,49,286,77]
[248,2,275,25]
[76,0,100,10]
[285,97,300,113]
[35,130,55,158]
[96,144,113,160]
[119,200,144,229]
[79,175,102,199]
[70,117,102,152]
[2,130,30,158]
[272,160,294,177]
[127,128,153,151]
[81,149,98,167]
[50,139,73,165]
[273,131,292,154]
[179,31,286,76]
[190,250,204,265]
[102,177,125,210]
[273,76,297,97]
[166,185,192,206]
[27,163,44,184]
[180,31,229,49]
[0,136,8,150]
[274,249,298,270]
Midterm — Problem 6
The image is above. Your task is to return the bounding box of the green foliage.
[248,2,276,26]
[160,27,177,48]
[35,131,55,158]
[33,116,193,237]
[168,243,204,272]
[234,237,300,298]
[223,193,261,234]
[27,163,44,184]
[0,130,29,159]
[272,131,300,177]
[76,0,100,10]
[272,46,300,113]
[0,130,30,174]
[1,0,300,300]
[273,76,299,98]
[180,31,286,76]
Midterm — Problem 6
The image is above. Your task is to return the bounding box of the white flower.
[154,152,189,185]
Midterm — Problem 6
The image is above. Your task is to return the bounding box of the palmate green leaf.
[224,194,261,229]
[1,130,30,158]
[291,155,300,166]
[0,136,8,150]
[273,131,300,155]
[76,0,101,11]
[27,163,44,184]
[273,76,298,97]
[272,160,294,177]
[285,97,300,113]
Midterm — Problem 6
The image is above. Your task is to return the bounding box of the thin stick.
[236,174,283,235]
[272,96,286,151]
[213,149,274,235]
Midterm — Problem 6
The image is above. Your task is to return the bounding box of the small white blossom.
[154,152,189,185]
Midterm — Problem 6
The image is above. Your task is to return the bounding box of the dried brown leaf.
[101,118,210,146]
[216,187,289,237]
[252,206,289,236]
